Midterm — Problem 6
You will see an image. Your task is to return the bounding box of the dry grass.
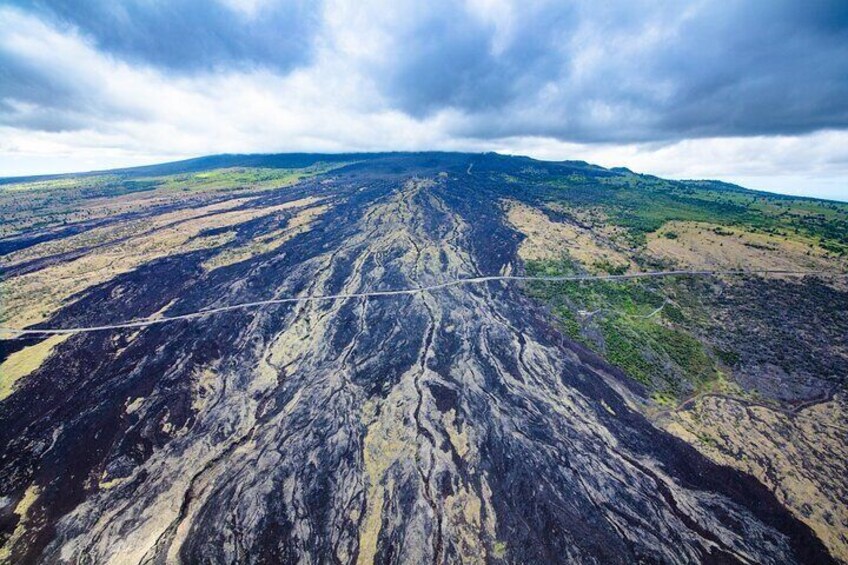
[1,197,255,268]
[503,200,634,271]
[0,164,341,238]
[647,221,843,272]
[0,484,42,561]
[0,198,319,328]
[662,393,848,561]
[202,202,329,271]
[546,203,633,243]
[0,334,70,400]
[357,384,415,565]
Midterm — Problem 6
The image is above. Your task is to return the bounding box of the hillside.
[1,153,846,563]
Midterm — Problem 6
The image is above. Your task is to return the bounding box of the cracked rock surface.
[0,154,837,563]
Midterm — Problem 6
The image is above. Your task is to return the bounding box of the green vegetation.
[598,320,655,385]
[713,347,741,366]
[134,165,338,194]
[650,390,676,408]
[525,257,720,397]
[524,257,581,280]
[592,260,628,275]
[551,304,582,341]
[510,163,847,402]
[526,258,663,313]
[508,168,848,253]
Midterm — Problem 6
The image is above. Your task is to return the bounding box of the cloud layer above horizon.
[1,0,847,198]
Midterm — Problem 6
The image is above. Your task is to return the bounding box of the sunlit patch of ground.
[647,221,844,273]
[0,484,41,562]
[0,334,70,400]
[545,203,634,245]
[503,200,634,272]
[661,392,848,561]
[202,201,329,271]
[0,164,349,238]
[0,199,316,328]
[0,197,254,268]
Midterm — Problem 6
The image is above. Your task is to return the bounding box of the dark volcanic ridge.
[0,153,840,563]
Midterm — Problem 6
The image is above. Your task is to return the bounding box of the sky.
[1,0,847,200]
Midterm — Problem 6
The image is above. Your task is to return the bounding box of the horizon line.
[1,150,846,204]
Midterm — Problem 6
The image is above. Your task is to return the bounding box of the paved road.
[1,269,844,336]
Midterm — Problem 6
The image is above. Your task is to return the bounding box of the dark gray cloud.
[373,1,578,116]
[0,14,151,132]
[0,0,846,143]
[386,0,848,142]
[646,0,848,139]
[17,0,320,72]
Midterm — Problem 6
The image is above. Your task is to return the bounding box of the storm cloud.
[365,0,848,141]
[22,0,321,72]
[0,0,846,197]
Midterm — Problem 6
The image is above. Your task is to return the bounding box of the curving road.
[1,268,844,336]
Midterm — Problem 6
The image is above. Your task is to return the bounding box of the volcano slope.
[0,153,846,563]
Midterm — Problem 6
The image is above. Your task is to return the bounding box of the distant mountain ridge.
[5,151,844,205]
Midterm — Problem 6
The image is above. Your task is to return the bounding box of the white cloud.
[0,4,846,201]
[217,0,276,18]
[483,131,848,201]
